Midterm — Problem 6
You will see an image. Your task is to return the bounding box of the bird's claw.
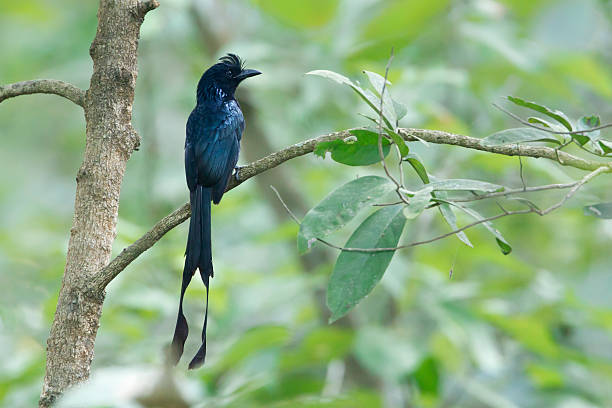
[234,165,243,182]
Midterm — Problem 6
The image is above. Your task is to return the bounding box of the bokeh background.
[1,0,612,407]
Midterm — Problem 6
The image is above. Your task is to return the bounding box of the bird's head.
[197,53,261,101]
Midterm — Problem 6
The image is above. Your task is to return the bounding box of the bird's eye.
[226,70,232,78]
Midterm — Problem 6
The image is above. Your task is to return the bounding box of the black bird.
[170,54,261,369]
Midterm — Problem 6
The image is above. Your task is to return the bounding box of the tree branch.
[93,128,612,291]
[0,79,85,107]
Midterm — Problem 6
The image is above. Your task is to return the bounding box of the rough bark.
[39,0,158,406]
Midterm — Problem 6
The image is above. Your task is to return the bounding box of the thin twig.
[270,185,300,224]
[284,167,608,253]
[376,49,407,204]
[451,181,582,202]
[376,180,586,206]
[538,166,607,215]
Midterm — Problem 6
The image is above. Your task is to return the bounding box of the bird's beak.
[235,69,262,81]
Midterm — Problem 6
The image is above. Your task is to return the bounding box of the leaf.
[362,71,397,128]
[306,70,394,129]
[297,176,395,254]
[442,200,512,255]
[327,205,406,322]
[507,96,573,131]
[363,88,396,128]
[436,192,472,247]
[584,202,612,219]
[527,116,567,132]
[458,205,512,255]
[428,179,505,193]
[573,115,601,145]
[385,128,410,157]
[359,113,381,126]
[306,69,353,87]
[362,70,390,95]
[393,99,408,122]
[403,186,433,219]
[314,129,391,166]
[599,140,612,155]
[412,357,440,395]
[482,128,561,146]
[405,153,429,183]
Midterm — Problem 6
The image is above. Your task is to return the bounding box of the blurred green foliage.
[1,0,612,407]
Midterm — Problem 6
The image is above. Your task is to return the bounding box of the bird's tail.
[170,185,213,369]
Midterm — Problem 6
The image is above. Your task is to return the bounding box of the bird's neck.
[196,83,234,107]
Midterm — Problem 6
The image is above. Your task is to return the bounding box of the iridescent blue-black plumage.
[171,53,260,369]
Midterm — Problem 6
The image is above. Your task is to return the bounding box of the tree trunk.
[39,1,158,406]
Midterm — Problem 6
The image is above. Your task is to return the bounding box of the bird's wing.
[211,134,240,204]
[185,102,244,192]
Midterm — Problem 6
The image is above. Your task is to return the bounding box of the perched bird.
[171,54,261,369]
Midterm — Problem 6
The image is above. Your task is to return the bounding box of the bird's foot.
[233,165,244,182]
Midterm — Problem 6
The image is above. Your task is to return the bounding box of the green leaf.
[405,153,429,183]
[507,96,573,131]
[573,115,601,145]
[363,88,397,128]
[359,113,380,126]
[412,357,440,395]
[461,206,511,254]
[297,176,395,254]
[482,128,561,146]
[527,116,567,132]
[393,99,408,122]
[327,205,406,322]
[362,70,390,95]
[314,129,391,166]
[362,71,397,127]
[436,192,472,247]
[306,70,394,128]
[385,128,410,157]
[584,202,612,219]
[403,186,433,219]
[442,201,512,255]
[428,179,504,193]
[599,140,612,155]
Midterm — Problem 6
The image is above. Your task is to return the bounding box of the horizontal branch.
[399,129,607,172]
[93,128,612,291]
[0,79,85,107]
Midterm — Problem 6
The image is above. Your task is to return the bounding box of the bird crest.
[218,53,244,71]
